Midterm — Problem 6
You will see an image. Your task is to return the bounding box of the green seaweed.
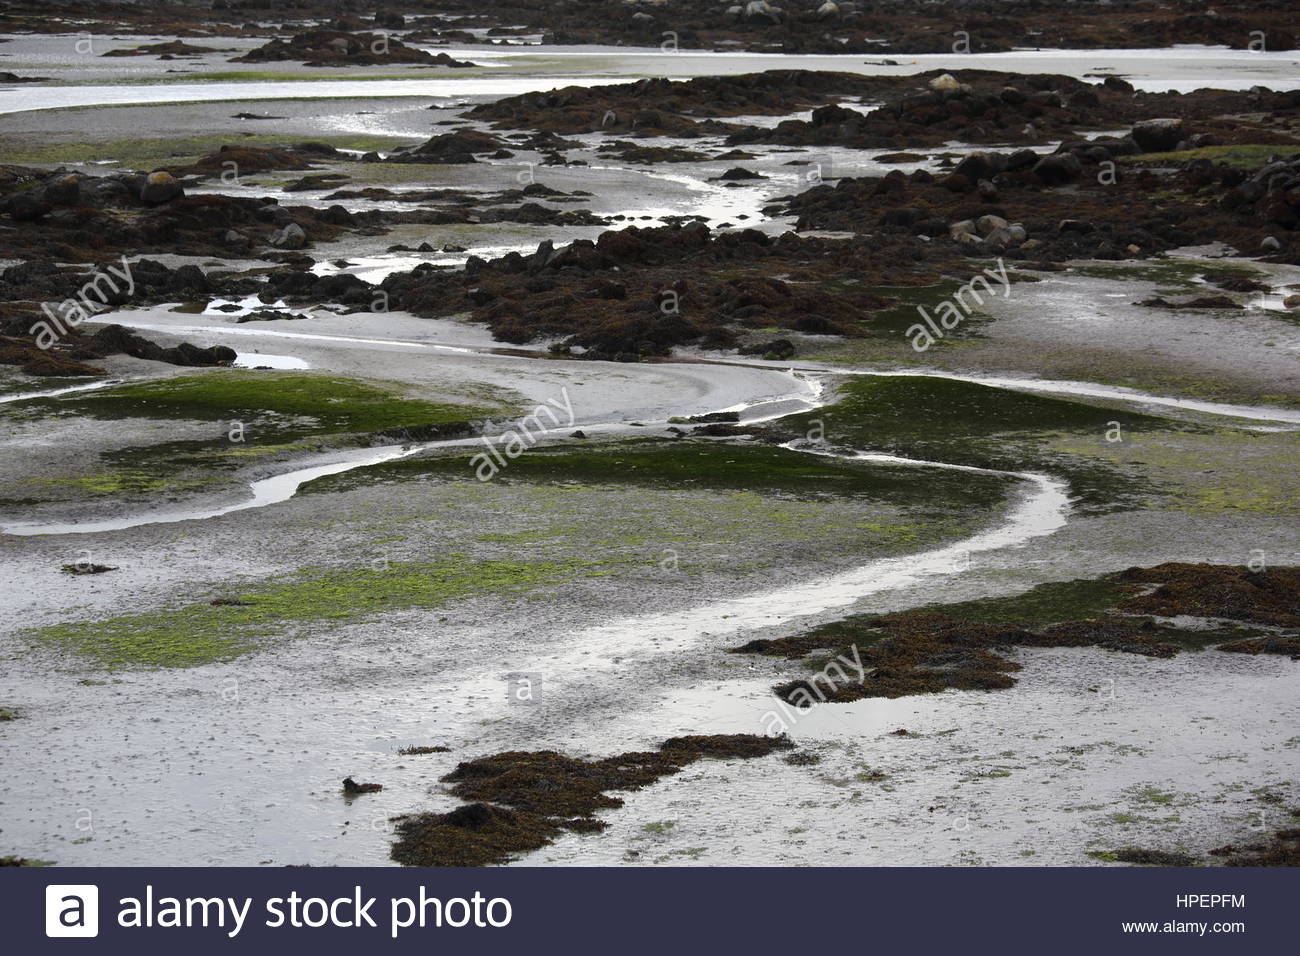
[32,557,595,669]
[1121,144,1295,171]
[769,375,1198,512]
[53,371,503,435]
[1065,259,1263,292]
[303,437,1015,511]
[3,372,515,506]
[859,277,998,342]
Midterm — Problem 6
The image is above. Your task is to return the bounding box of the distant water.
[2,45,1297,115]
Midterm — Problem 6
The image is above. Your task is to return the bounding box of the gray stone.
[1032,153,1083,185]
[982,227,1014,247]
[271,222,306,249]
[1131,118,1185,153]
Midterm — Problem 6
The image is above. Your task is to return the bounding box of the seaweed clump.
[748,613,1181,705]
[391,734,791,866]
[1117,563,1300,627]
[1217,636,1300,659]
[1110,847,1201,867]
[737,563,1300,705]
[1210,812,1300,867]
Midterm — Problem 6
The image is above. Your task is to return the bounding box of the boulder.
[43,174,83,206]
[1131,118,1185,153]
[982,226,1014,247]
[271,222,307,249]
[953,151,1004,182]
[1032,153,1082,185]
[140,170,183,204]
[1067,89,1101,109]
[2,190,52,221]
[1006,148,1040,170]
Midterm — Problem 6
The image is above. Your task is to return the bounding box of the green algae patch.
[777,375,1187,447]
[57,371,503,436]
[299,440,1016,576]
[1050,428,1300,518]
[910,577,1127,628]
[859,278,996,343]
[303,438,1015,512]
[8,371,516,508]
[8,437,334,507]
[30,470,218,498]
[1063,259,1264,294]
[32,557,592,669]
[1121,145,1290,171]
[769,375,1197,512]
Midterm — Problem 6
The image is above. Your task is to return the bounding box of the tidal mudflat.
[0,1,1297,870]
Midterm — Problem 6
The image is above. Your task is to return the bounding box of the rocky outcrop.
[231,31,474,67]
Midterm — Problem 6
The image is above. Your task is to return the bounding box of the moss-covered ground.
[30,556,595,668]
[1,371,517,506]
[768,374,1208,513]
[304,436,1014,510]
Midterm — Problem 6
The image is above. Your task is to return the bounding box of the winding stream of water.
[0,370,823,536]
[435,448,1070,732]
[5,314,1296,536]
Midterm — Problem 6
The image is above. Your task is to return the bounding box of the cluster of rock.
[522,0,1300,55]
[5,0,1298,56]
[0,311,236,378]
[231,31,473,68]
[368,223,961,359]
[0,164,364,260]
[1221,153,1300,230]
[462,70,882,137]
[782,117,1299,261]
[0,167,185,222]
[736,72,1138,152]
[385,129,509,164]
[948,215,1026,249]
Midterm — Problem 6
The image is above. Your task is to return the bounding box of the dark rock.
[1131,118,1185,153]
[1033,153,1083,185]
[139,171,183,204]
